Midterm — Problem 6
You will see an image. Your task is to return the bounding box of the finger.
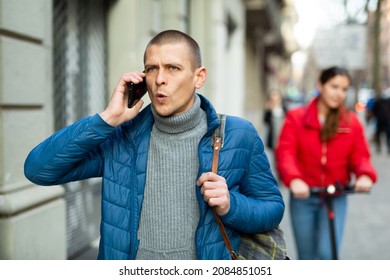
[207,197,221,207]
[202,185,229,204]
[131,99,144,112]
[120,72,146,85]
[197,172,223,187]
[356,184,371,192]
[293,190,309,199]
[203,192,219,206]
[201,181,228,198]
[207,194,231,216]
[196,172,212,186]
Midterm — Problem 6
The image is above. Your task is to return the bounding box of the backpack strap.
[211,114,238,260]
[212,113,226,149]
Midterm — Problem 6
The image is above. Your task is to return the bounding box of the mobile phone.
[126,79,147,108]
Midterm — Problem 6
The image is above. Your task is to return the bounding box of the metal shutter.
[53,0,107,259]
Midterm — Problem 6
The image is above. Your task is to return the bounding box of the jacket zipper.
[320,142,327,187]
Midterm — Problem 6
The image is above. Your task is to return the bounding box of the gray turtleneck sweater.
[135,95,208,260]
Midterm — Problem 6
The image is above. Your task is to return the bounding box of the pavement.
[73,121,390,260]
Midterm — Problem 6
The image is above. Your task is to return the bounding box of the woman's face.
[317,75,350,109]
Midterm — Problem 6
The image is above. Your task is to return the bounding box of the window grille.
[53,0,107,259]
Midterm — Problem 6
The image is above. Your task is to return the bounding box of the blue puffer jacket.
[24,94,284,260]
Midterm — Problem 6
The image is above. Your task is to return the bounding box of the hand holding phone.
[125,79,147,108]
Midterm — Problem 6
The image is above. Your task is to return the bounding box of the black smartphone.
[126,79,147,108]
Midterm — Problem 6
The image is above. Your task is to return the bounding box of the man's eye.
[145,67,156,72]
[170,66,178,71]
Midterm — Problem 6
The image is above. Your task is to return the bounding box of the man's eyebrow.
[144,64,156,68]
[145,62,184,68]
[165,62,184,68]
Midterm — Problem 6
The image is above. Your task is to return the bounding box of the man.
[371,96,390,154]
[24,30,284,260]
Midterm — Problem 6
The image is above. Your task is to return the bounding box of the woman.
[275,66,377,260]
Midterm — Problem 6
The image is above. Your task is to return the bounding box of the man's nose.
[155,70,166,85]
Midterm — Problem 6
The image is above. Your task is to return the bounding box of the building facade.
[0,0,295,259]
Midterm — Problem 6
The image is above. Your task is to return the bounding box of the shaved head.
[144,30,202,69]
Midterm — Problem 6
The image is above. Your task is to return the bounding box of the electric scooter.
[310,182,359,260]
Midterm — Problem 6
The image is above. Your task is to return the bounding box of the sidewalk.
[69,239,99,260]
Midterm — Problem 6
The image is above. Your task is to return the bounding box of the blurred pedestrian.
[371,96,390,154]
[263,90,286,150]
[365,95,376,143]
[24,30,284,260]
[275,66,377,260]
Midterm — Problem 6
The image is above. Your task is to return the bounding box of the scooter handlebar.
[310,184,356,195]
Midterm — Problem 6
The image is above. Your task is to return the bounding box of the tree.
[373,0,382,99]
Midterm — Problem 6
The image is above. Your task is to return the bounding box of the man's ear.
[194,67,207,89]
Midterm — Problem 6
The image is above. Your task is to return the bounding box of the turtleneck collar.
[151,94,203,134]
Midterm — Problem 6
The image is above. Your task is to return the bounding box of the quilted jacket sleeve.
[24,114,116,186]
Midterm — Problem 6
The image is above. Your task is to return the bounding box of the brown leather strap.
[212,137,222,173]
[211,136,238,260]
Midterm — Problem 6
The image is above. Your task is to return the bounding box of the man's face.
[144,42,206,117]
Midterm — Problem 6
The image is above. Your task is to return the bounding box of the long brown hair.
[318,67,351,142]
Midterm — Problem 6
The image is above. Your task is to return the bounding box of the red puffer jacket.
[275,98,377,188]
